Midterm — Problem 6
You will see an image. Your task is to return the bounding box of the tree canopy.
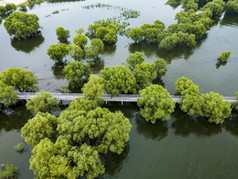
[137,84,175,124]
[47,43,69,62]
[4,12,40,39]
[0,81,19,111]
[0,68,38,92]
[73,33,88,48]
[26,90,59,113]
[55,26,70,43]
[126,51,145,70]
[63,61,92,90]
[100,65,137,97]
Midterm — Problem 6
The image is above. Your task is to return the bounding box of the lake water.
[0,0,238,178]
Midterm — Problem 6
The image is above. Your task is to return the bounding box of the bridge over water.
[18,92,237,104]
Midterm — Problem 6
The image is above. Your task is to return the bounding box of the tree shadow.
[223,113,238,136]
[152,77,165,87]
[102,44,116,55]
[99,144,129,178]
[0,105,33,134]
[171,107,222,138]
[51,62,67,79]
[89,58,105,74]
[134,112,169,141]
[220,13,238,27]
[11,35,44,53]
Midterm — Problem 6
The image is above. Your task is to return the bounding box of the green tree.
[0,81,19,111]
[184,0,198,11]
[175,76,197,95]
[100,65,137,97]
[82,75,104,103]
[0,68,38,92]
[232,92,238,111]
[202,0,225,16]
[129,27,144,42]
[21,112,57,146]
[85,38,104,60]
[73,33,88,48]
[68,44,84,60]
[0,163,18,179]
[201,92,231,124]
[126,51,145,70]
[153,58,168,76]
[63,61,92,89]
[95,27,117,44]
[47,43,69,62]
[226,0,238,14]
[5,3,16,11]
[26,90,59,113]
[137,84,175,124]
[55,26,70,43]
[0,6,7,16]
[3,12,40,39]
[218,51,231,62]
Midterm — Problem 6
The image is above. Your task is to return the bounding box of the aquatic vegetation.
[14,143,25,152]
[0,163,18,179]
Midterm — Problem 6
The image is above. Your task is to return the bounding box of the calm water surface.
[0,0,238,178]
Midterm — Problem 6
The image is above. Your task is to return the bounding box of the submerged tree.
[26,90,59,113]
[63,61,91,90]
[47,43,69,62]
[4,12,40,39]
[0,68,38,92]
[217,51,231,63]
[0,81,19,111]
[126,51,145,70]
[137,84,175,124]
[55,26,70,43]
[68,44,84,60]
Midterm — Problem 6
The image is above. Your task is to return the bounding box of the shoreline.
[0,0,27,6]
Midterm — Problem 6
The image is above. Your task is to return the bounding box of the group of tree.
[100,51,168,97]
[0,68,38,111]
[0,3,16,16]
[175,76,231,124]
[21,78,132,178]
[226,0,238,14]
[47,27,104,62]
[4,12,41,39]
[0,163,18,179]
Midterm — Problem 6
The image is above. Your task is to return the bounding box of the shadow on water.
[0,105,32,134]
[99,145,129,178]
[102,44,117,55]
[134,112,169,141]
[51,62,66,79]
[224,113,238,136]
[89,58,105,74]
[11,35,44,53]
[171,107,222,138]
[220,14,238,27]
[47,0,85,3]
[152,77,165,87]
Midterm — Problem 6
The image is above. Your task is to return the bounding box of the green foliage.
[202,0,225,16]
[126,51,145,70]
[85,38,104,60]
[47,43,69,62]
[0,6,7,16]
[218,51,231,62]
[82,75,104,103]
[73,33,88,48]
[3,12,40,39]
[226,0,238,14]
[121,9,140,19]
[160,32,196,50]
[26,90,59,113]
[153,58,168,76]
[68,44,84,60]
[14,143,25,152]
[5,3,16,11]
[0,163,18,179]
[21,112,57,146]
[175,76,198,95]
[128,27,144,42]
[55,26,70,43]
[63,61,92,89]
[19,4,27,11]
[137,84,175,124]
[0,81,19,111]
[100,65,137,97]
[52,10,59,14]
[201,92,231,124]
[0,68,38,92]
[184,0,198,11]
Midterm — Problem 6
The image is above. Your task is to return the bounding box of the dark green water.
[0,0,238,178]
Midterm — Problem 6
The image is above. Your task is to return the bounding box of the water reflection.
[102,44,116,55]
[220,14,238,27]
[152,77,165,87]
[171,108,222,138]
[0,105,32,134]
[51,62,66,79]
[216,60,227,69]
[89,58,105,74]
[135,112,169,141]
[224,113,238,136]
[11,35,44,53]
[100,145,129,177]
